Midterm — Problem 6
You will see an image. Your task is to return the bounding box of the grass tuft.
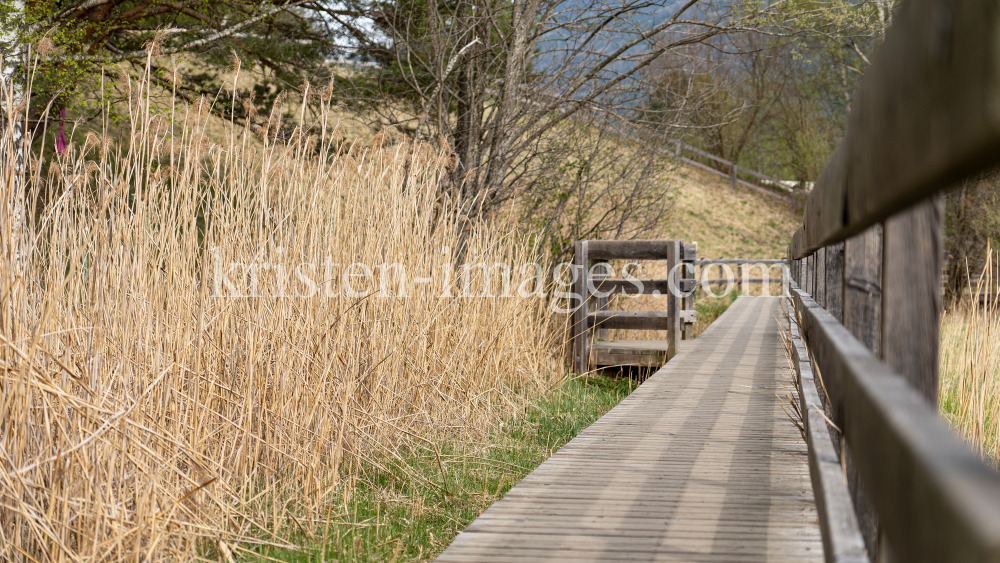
[244,375,637,562]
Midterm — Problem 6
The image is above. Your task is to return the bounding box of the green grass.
[244,375,638,562]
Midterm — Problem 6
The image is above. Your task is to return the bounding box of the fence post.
[593,260,610,342]
[731,163,738,190]
[803,255,809,293]
[826,243,845,322]
[842,223,883,559]
[816,247,827,308]
[881,197,944,404]
[682,243,696,340]
[573,241,589,374]
[666,241,680,359]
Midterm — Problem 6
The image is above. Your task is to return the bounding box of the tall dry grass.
[940,250,1000,467]
[0,65,558,559]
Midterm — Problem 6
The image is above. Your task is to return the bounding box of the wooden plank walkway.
[437,297,823,562]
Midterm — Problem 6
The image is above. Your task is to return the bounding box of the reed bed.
[940,251,1000,467]
[0,67,559,560]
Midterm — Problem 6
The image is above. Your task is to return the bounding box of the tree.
[641,0,898,183]
[0,0,347,129]
[325,0,783,255]
[1,0,791,258]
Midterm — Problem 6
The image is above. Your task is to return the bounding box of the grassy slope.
[664,165,801,260]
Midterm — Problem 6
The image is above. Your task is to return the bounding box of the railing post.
[737,261,743,295]
[592,260,610,342]
[816,247,827,308]
[826,243,845,322]
[842,223,883,559]
[881,197,944,404]
[666,241,680,359]
[803,254,812,296]
[573,240,589,374]
[731,163,738,190]
[682,243,696,340]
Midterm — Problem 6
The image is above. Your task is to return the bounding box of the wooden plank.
[880,198,944,403]
[816,247,827,309]
[695,259,787,265]
[592,261,611,341]
[588,310,670,330]
[437,297,824,563]
[791,227,806,260]
[791,286,1000,563]
[702,278,773,285]
[591,350,666,367]
[573,241,589,374]
[843,225,883,356]
[666,240,680,358]
[740,166,794,191]
[587,240,673,260]
[826,243,845,323]
[683,244,696,340]
[591,278,695,295]
[803,144,848,257]
[788,305,870,563]
[590,340,670,353]
[797,0,1000,254]
[804,254,812,298]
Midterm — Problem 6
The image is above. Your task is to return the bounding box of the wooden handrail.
[790,0,1000,259]
[786,0,1000,559]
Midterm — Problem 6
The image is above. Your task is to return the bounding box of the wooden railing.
[571,243,791,373]
[670,139,798,203]
[571,240,697,373]
[785,0,1000,560]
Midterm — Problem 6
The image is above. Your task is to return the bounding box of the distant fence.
[669,140,799,204]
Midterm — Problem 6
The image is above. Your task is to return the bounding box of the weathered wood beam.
[788,306,869,563]
[794,0,1000,257]
[590,278,696,295]
[791,284,1000,563]
[573,241,589,374]
[587,240,672,260]
[588,311,670,330]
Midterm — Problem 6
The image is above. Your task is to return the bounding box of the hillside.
[663,164,800,260]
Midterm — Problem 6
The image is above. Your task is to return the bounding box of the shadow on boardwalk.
[436,297,822,562]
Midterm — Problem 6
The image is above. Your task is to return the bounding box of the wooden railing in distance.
[786,0,1000,560]
[571,240,696,374]
[671,140,797,204]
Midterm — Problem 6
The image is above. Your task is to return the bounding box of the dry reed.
[0,64,559,560]
[940,249,1000,466]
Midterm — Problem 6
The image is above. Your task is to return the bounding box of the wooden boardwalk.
[437,297,822,562]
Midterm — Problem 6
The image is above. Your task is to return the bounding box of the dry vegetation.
[0,69,560,559]
[940,252,1000,467]
[665,165,800,259]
